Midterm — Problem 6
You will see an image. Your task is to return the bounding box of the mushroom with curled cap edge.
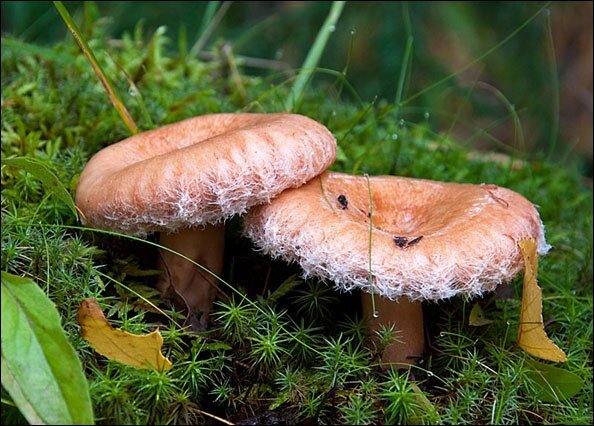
[75,113,336,329]
[243,171,550,366]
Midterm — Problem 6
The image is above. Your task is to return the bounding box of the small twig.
[192,408,234,425]
[198,51,292,72]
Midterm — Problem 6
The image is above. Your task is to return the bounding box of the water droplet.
[399,119,405,127]
[128,87,138,97]
[391,133,398,140]
[328,24,336,32]
[424,111,430,120]
[332,110,337,116]
[373,310,380,318]
[350,28,356,35]
[275,48,284,60]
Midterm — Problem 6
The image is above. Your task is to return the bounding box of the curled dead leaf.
[517,239,568,362]
[77,298,172,371]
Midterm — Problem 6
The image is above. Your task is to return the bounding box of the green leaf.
[525,359,584,402]
[2,156,78,218]
[1,272,94,425]
[268,390,292,411]
[409,384,441,425]
[469,303,494,326]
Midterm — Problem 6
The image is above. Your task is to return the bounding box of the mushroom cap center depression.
[324,174,491,238]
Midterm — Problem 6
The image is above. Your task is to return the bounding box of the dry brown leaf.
[77,298,172,371]
[517,239,568,362]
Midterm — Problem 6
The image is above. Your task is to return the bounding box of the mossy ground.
[1,14,592,426]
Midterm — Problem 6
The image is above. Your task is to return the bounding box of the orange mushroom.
[76,113,336,329]
[243,171,550,366]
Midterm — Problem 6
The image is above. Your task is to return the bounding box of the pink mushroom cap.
[243,171,550,301]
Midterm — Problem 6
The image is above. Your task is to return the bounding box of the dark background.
[2,1,592,176]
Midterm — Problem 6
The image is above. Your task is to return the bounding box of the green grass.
[1,5,592,425]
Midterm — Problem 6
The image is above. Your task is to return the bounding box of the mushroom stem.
[361,293,425,367]
[156,225,225,330]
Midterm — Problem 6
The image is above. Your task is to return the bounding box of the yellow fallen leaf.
[77,298,172,371]
[517,239,567,362]
[469,303,494,326]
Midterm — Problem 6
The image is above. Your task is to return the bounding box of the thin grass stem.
[198,1,221,41]
[394,2,414,115]
[108,54,155,129]
[401,2,552,106]
[190,1,232,56]
[394,35,414,117]
[364,174,377,318]
[93,269,184,329]
[445,67,483,140]
[53,1,139,135]
[287,1,346,111]
[476,81,527,167]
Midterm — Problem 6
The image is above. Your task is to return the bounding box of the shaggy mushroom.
[76,113,336,328]
[243,171,550,366]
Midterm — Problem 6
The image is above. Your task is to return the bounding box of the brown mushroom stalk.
[75,113,336,329]
[243,171,551,367]
[361,294,424,366]
[156,225,225,329]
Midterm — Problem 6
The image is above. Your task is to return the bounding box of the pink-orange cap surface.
[76,113,336,235]
[243,171,550,301]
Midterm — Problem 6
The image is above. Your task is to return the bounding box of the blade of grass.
[198,1,221,41]
[333,24,356,102]
[394,35,413,117]
[364,174,377,318]
[108,53,155,129]
[394,2,414,117]
[53,1,139,135]
[190,1,232,56]
[287,1,346,111]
